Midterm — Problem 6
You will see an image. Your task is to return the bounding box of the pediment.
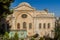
[14,2,35,10]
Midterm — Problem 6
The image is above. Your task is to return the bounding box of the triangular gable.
[14,2,35,10]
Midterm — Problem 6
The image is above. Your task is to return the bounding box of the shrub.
[14,32,19,40]
[30,37,35,40]
[21,38,24,40]
[9,37,14,40]
[39,37,44,40]
[3,32,9,40]
[33,33,39,38]
[44,36,53,40]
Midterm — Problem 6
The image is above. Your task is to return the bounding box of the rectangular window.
[43,23,46,29]
[23,22,26,29]
[39,23,41,29]
[29,23,32,29]
[17,23,20,29]
[48,23,50,28]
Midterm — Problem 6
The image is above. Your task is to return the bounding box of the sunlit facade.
[7,2,55,38]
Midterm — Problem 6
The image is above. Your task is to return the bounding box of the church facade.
[7,2,56,38]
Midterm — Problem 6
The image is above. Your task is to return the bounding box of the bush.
[39,37,44,40]
[14,32,19,40]
[9,37,14,40]
[3,32,9,40]
[44,36,53,40]
[30,37,35,40]
[21,38,24,40]
[32,33,39,38]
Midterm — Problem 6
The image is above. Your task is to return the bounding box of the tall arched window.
[43,23,46,29]
[39,23,41,29]
[23,22,26,29]
[17,23,20,29]
[29,23,32,29]
[48,23,50,28]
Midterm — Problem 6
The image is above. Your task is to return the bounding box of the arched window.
[39,23,41,29]
[43,23,46,29]
[23,22,26,29]
[48,23,50,28]
[29,23,32,29]
[17,23,20,29]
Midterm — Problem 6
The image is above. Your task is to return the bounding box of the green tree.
[0,0,14,35]
[0,0,14,17]
[54,19,60,40]
[14,32,19,40]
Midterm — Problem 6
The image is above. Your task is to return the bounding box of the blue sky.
[10,0,60,17]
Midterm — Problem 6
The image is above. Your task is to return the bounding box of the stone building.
[6,2,56,38]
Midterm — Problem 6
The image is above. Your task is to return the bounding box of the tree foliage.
[0,0,14,17]
[54,19,60,40]
[0,0,14,35]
